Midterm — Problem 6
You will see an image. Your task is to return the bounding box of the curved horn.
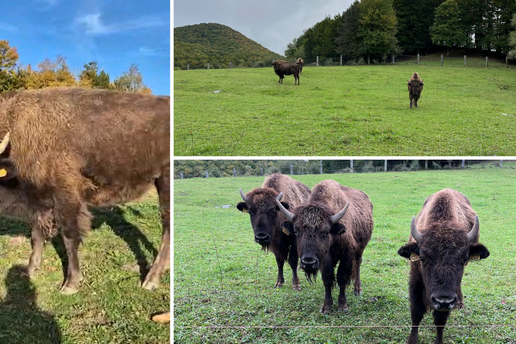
[239,188,247,202]
[330,202,350,224]
[276,192,284,201]
[0,132,10,154]
[421,79,424,83]
[275,197,294,221]
[407,79,410,83]
[410,216,422,242]
[466,216,479,243]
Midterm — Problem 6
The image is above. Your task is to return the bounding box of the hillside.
[174,23,285,70]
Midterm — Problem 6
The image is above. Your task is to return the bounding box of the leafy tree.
[35,55,77,88]
[335,0,363,58]
[79,61,111,88]
[0,40,21,92]
[509,13,516,59]
[113,64,152,93]
[490,0,516,54]
[358,0,399,63]
[430,0,470,55]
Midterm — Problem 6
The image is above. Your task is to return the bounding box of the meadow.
[174,166,516,343]
[0,193,170,344]
[174,63,516,156]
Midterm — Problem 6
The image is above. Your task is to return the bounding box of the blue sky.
[0,0,170,95]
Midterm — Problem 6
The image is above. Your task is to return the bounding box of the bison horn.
[466,216,479,243]
[239,188,247,202]
[330,202,350,224]
[0,132,10,155]
[411,216,422,242]
[276,192,284,201]
[275,197,294,222]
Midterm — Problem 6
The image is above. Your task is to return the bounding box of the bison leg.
[353,254,363,296]
[288,245,300,291]
[409,95,413,109]
[274,256,285,288]
[142,166,170,290]
[336,260,351,312]
[27,225,46,277]
[432,310,450,344]
[320,261,335,314]
[408,268,426,344]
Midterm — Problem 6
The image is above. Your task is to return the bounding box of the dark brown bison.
[237,173,311,290]
[272,60,301,85]
[0,87,170,294]
[407,72,424,108]
[397,189,490,344]
[295,58,304,73]
[276,180,373,314]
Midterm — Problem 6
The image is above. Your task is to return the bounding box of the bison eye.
[419,256,426,263]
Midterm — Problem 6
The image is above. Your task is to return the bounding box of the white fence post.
[425,160,428,169]
[340,55,343,66]
[320,161,323,174]
[486,57,488,67]
[462,160,465,168]
[384,160,387,172]
[207,62,210,70]
[441,55,443,66]
[500,160,503,168]
[187,63,189,70]
[316,56,319,66]
[350,160,354,173]
[417,53,420,64]
[464,55,466,66]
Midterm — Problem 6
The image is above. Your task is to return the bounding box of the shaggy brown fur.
[397,189,490,344]
[407,72,424,108]
[0,87,170,294]
[279,180,373,314]
[237,173,311,290]
[272,60,301,85]
[295,58,304,73]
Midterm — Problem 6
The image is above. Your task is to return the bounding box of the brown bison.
[237,173,311,290]
[0,87,170,294]
[295,58,304,73]
[397,189,490,344]
[272,60,301,85]
[276,180,373,314]
[407,72,424,108]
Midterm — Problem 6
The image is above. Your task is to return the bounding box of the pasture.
[174,167,516,343]
[0,192,170,344]
[174,65,516,156]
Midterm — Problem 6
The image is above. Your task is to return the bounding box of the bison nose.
[300,256,319,270]
[431,294,458,311]
[254,233,270,244]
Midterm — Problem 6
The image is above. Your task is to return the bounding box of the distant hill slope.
[174,23,285,70]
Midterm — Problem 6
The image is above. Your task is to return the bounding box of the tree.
[358,0,399,63]
[430,0,470,55]
[335,0,363,58]
[0,40,22,92]
[113,64,152,93]
[79,61,111,89]
[509,13,516,59]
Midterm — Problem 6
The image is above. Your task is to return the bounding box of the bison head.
[398,216,489,311]
[237,188,291,249]
[276,198,349,282]
[407,78,424,97]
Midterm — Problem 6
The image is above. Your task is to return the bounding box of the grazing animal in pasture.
[407,72,424,108]
[237,173,311,290]
[0,87,170,294]
[296,58,304,73]
[272,60,301,85]
[397,189,490,344]
[276,180,373,314]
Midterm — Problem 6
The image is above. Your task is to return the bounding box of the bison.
[295,58,304,73]
[272,60,301,85]
[237,173,311,290]
[276,180,373,314]
[397,189,490,344]
[0,87,170,294]
[407,72,424,108]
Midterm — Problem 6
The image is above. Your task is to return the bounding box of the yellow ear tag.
[469,254,480,261]
[282,227,291,235]
[410,253,420,262]
[0,169,7,178]
[242,208,248,213]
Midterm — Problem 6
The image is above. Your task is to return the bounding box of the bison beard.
[0,87,170,295]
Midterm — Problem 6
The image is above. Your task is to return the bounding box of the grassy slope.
[0,196,170,344]
[174,65,516,156]
[174,167,516,343]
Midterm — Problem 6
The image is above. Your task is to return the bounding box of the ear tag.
[242,208,248,213]
[0,169,7,178]
[282,227,291,235]
[469,254,480,261]
[410,253,420,262]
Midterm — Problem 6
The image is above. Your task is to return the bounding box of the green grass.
[0,195,170,344]
[174,168,516,343]
[174,65,516,156]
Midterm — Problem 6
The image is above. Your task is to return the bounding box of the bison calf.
[397,189,490,344]
[276,180,373,314]
[272,60,301,85]
[237,173,311,290]
[407,72,424,108]
[295,58,304,73]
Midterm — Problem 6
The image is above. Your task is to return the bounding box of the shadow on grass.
[0,265,62,343]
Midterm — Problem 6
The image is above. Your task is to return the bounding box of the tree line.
[285,0,516,62]
[0,40,152,93]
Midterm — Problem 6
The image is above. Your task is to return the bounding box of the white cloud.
[34,0,59,7]
[76,13,167,35]
[0,23,17,33]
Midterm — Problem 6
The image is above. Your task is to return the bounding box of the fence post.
[441,55,443,66]
[384,160,387,172]
[180,171,183,179]
[290,164,293,175]
[261,167,263,176]
[233,168,236,177]
[320,161,323,174]
[507,57,509,68]
[486,57,488,67]
[207,62,210,70]
[187,63,189,70]
[340,55,343,66]
[205,171,209,178]
[425,160,428,169]
[417,53,420,64]
[392,54,395,64]
[500,160,503,168]
[464,55,466,67]
[250,61,253,67]
[350,160,354,173]
[462,160,465,168]
[316,56,319,66]
[229,62,232,68]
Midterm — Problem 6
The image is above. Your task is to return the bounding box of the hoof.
[320,305,331,314]
[354,290,362,296]
[338,306,349,313]
[292,284,301,291]
[142,280,160,290]
[60,285,79,295]
[274,282,284,288]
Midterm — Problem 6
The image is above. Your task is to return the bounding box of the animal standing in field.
[237,173,311,290]
[397,189,490,344]
[0,87,170,294]
[272,60,301,85]
[407,72,424,108]
[276,180,374,314]
[295,58,304,73]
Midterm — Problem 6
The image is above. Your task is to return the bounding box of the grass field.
[0,193,170,344]
[174,64,516,156]
[174,167,516,343]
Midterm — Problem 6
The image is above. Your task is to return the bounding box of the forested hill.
[174,23,285,70]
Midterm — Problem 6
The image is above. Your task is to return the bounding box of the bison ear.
[276,202,290,211]
[330,223,346,236]
[469,243,489,260]
[237,202,248,213]
[398,242,419,259]
[281,221,294,236]
[0,159,18,186]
